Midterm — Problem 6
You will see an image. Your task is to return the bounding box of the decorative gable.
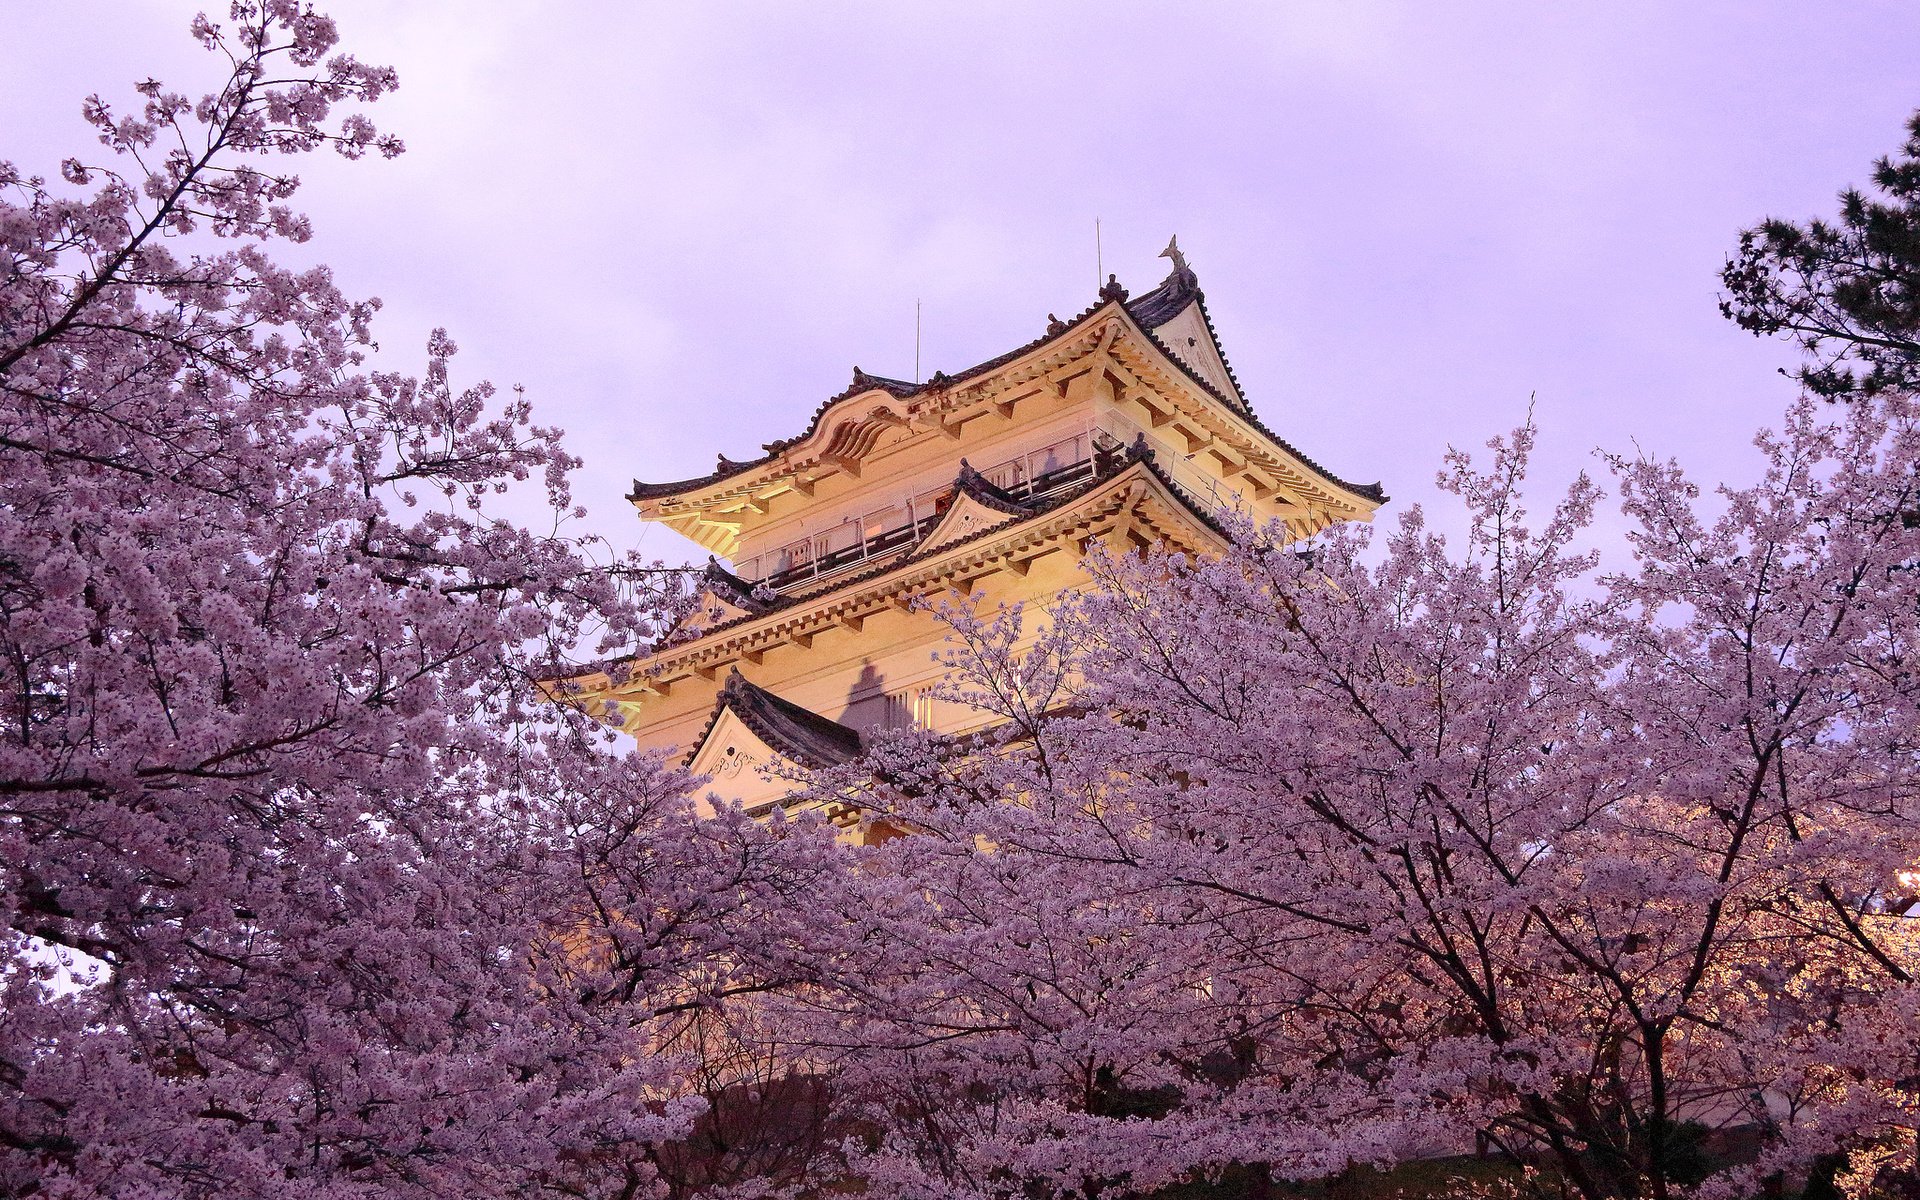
[913,461,1035,555]
[687,672,863,770]
[685,707,799,811]
[916,491,1018,555]
[662,558,773,640]
[1145,301,1244,407]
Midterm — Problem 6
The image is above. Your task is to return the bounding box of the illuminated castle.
[559,242,1384,810]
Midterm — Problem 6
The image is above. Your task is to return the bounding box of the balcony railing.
[757,512,942,592]
[750,434,1127,594]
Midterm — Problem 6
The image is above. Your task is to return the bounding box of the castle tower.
[555,244,1385,811]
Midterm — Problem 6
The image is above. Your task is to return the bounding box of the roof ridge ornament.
[1099,273,1129,303]
[701,556,776,612]
[1160,234,1199,294]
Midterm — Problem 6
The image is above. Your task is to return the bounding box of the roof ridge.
[628,263,1384,509]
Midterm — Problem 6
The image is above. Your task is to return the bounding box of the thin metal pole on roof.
[1095,218,1103,291]
[915,299,922,384]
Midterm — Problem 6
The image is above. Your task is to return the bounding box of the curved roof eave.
[628,271,1386,509]
[630,448,1228,655]
[627,301,1117,504]
[546,449,1246,701]
[1136,318,1390,507]
[1120,283,1386,507]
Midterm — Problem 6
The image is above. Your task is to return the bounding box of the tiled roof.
[1238,406,1386,504]
[625,291,1127,502]
[690,671,864,771]
[626,260,1385,507]
[546,442,1250,694]
[624,312,1108,504]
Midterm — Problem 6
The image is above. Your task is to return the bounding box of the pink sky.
[5,2,1919,561]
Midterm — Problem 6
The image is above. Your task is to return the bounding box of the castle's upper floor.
[626,243,1385,601]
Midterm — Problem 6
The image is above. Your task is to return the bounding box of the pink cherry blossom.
[770,395,1920,1198]
[0,7,841,1197]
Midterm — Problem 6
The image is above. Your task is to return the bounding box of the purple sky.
[6,2,1920,562]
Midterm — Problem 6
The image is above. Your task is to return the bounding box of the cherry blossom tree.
[15,9,1920,1200]
[786,394,1920,1199]
[0,6,836,1197]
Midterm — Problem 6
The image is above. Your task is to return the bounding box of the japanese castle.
[555,241,1385,811]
